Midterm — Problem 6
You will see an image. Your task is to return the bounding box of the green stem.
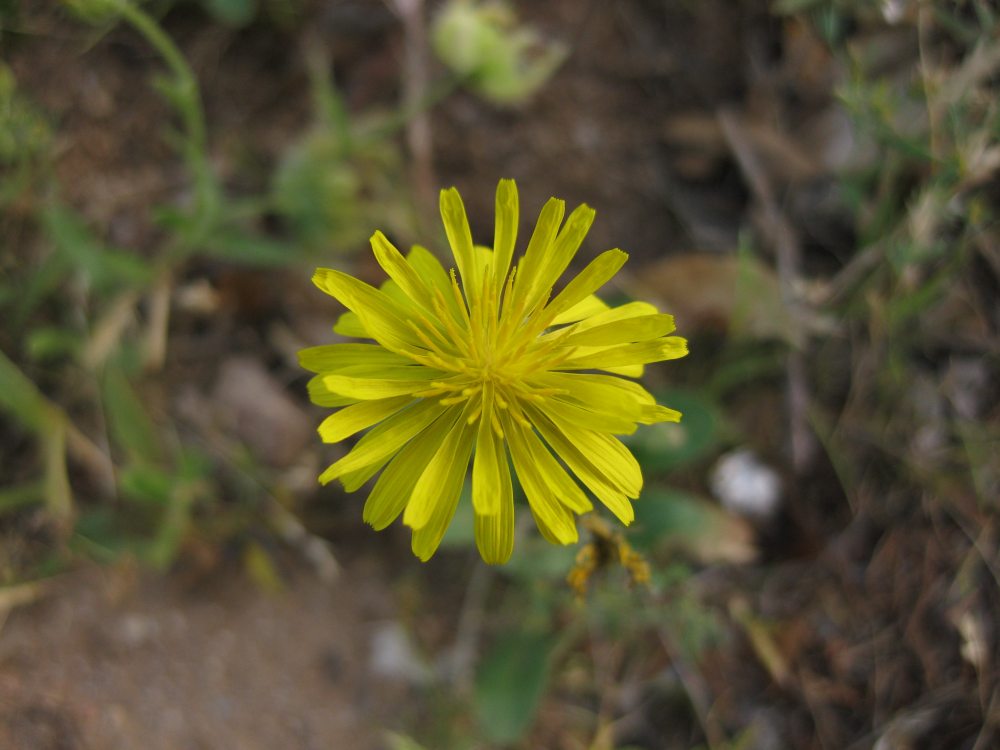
[117,2,206,154]
[116,1,217,244]
[371,74,464,141]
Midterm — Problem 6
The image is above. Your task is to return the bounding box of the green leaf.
[73,508,130,561]
[630,488,756,565]
[102,365,164,466]
[42,204,152,292]
[0,346,58,433]
[0,348,74,528]
[625,389,721,473]
[199,228,298,266]
[26,327,82,362]
[503,536,577,582]
[475,629,556,744]
[0,482,44,514]
[146,478,201,570]
[42,419,73,528]
[119,464,173,507]
[11,253,71,326]
[203,0,258,26]
[630,488,717,551]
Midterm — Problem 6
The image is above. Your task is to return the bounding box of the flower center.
[403,267,567,431]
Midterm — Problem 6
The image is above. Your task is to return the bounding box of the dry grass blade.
[0,581,48,636]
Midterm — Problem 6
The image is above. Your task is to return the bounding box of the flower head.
[301,179,687,563]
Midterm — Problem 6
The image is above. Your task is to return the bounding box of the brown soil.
[0,563,388,750]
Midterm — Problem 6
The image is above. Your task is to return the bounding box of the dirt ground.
[0,563,387,749]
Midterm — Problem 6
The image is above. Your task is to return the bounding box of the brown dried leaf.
[627,254,802,344]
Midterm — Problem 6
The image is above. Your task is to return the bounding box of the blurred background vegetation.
[0,0,997,748]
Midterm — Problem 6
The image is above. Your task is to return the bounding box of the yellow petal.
[560,300,657,333]
[318,399,447,485]
[363,407,462,530]
[439,187,478,296]
[491,179,519,291]
[591,487,634,525]
[317,395,414,443]
[503,416,581,544]
[549,294,609,326]
[474,245,494,287]
[313,268,422,354]
[561,314,676,347]
[530,506,577,546]
[520,203,594,313]
[472,383,501,515]
[559,336,688,370]
[507,197,564,313]
[307,374,360,407]
[410,464,466,561]
[543,249,628,321]
[528,407,636,525]
[407,245,464,321]
[323,370,444,400]
[639,404,682,424]
[518,420,592,513]
[328,364,444,380]
[410,419,476,561]
[604,364,645,377]
[298,343,411,373]
[537,372,655,414]
[474,444,514,564]
[341,462,384,492]
[403,404,477,531]
[539,396,638,435]
[333,310,368,338]
[531,406,642,497]
[371,231,436,312]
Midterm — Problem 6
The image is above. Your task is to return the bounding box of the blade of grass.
[0,346,114,493]
[0,481,44,514]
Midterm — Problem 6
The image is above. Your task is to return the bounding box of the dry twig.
[393,0,436,226]
[718,106,817,474]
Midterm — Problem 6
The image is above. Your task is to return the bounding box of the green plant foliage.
[202,0,257,26]
[625,389,721,474]
[474,629,557,743]
[630,488,717,552]
[0,63,52,202]
[61,0,125,25]
[0,65,50,162]
[272,131,393,249]
[504,535,578,583]
[431,0,567,105]
[102,365,165,467]
[43,205,153,293]
[271,75,406,253]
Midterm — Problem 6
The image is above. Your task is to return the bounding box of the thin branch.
[718,106,817,474]
[393,0,436,227]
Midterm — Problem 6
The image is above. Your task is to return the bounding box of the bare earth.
[0,564,388,750]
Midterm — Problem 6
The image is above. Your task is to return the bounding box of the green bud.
[431,0,567,106]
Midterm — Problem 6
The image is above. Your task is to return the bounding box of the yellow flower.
[301,179,687,563]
